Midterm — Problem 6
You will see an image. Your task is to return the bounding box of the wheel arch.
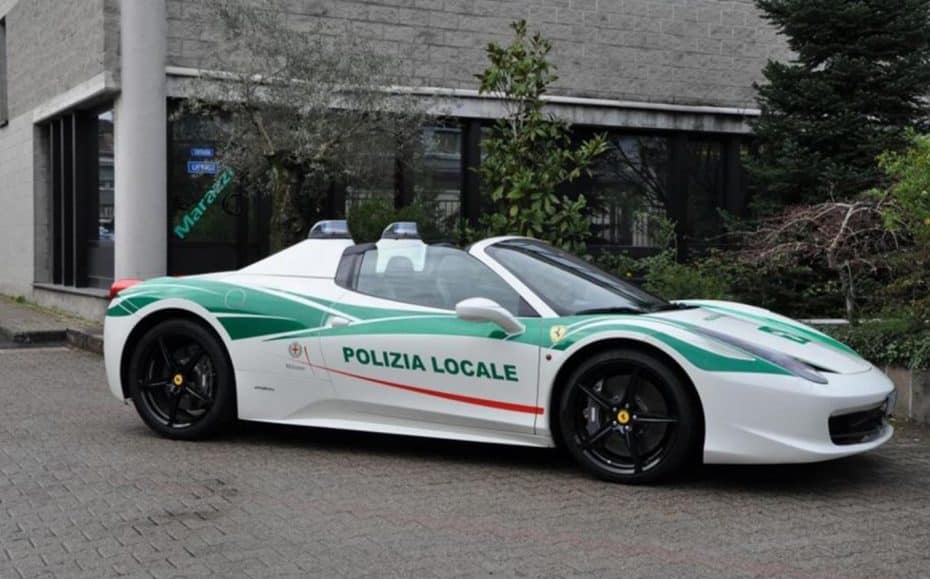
[118,308,235,401]
[547,338,706,452]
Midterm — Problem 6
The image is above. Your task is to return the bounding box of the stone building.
[0,0,787,317]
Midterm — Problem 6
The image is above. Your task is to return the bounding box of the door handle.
[328,315,351,328]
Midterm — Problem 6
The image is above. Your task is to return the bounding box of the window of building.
[46,107,114,289]
[685,139,726,251]
[351,244,532,315]
[344,134,397,215]
[569,130,750,257]
[344,123,465,241]
[586,134,671,249]
[167,109,268,275]
[414,125,462,234]
[0,18,8,126]
[86,110,114,288]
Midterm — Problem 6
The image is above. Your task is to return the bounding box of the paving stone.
[0,346,928,577]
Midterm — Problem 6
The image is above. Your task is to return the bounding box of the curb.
[0,325,102,354]
[66,328,104,355]
[0,326,68,344]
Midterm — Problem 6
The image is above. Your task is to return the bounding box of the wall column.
[113,0,167,280]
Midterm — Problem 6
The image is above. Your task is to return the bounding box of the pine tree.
[751,0,930,207]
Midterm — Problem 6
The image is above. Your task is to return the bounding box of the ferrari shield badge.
[549,325,567,344]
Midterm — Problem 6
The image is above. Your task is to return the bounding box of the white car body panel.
[103,235,895,464]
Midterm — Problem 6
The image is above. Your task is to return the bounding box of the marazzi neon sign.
[173,168,235,240]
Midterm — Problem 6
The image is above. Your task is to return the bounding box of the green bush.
[346,197,446,243]
[475,20,608,254]
[594,250,730,301]
[878,130,930,244]
[592,245,845,318]
[825,319,930,370]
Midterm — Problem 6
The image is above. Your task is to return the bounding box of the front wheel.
[128,318,236,440]
[558,349,701,484]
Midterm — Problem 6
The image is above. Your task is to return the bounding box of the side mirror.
[455,297,525,336]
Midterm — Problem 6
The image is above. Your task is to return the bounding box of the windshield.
[485,239,670,316]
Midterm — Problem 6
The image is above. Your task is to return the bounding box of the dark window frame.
[0,18,7,127]
[46,105,114,289]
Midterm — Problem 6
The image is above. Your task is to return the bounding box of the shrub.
[594,246,848,318]
[346,197,446,243]
[879,130,930,244]
[825,319,930,370]
[475,20,608,254]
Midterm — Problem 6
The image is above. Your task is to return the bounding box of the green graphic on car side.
[108,278,840,377]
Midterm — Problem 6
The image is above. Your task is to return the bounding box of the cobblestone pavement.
[2,346,930,578]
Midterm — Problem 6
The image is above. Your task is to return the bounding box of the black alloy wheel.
[559,349,701,484]
[128,319,235,439]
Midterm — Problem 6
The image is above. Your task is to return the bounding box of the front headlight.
[694,327,828,384]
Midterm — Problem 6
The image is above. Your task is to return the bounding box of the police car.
[104,221,895,483]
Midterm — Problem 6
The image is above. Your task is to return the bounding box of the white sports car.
[104,221,895,483]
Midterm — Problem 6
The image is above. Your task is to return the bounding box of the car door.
[316,244,543,435]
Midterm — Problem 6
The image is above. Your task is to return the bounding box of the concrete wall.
[0,111,34,297]
[3,0,110,118]
[886,367,930,425]
[167,0,788,109]
[0,0,116,299]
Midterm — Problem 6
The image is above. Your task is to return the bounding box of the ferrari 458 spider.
[104,221,895,483]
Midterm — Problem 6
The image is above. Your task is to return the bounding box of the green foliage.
[878,131,930,242]
[594,248,847,319]
[597,250,846,316]
[642,254,731,300]
[750,0,930,205]
[862,242,930,322]
[14,295,26,304]
[851,132,930,322]
[589,214,844,316]
[475,20,608,254]
[826,319,930,370]
[592,216,730,301]
[347,197,445,243]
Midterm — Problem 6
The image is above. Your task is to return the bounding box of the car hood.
[649,300,871,375]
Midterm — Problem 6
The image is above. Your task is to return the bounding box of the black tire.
[128,318,236,440]
[558,348,701,484]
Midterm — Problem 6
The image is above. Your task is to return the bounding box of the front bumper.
[699,363,895,464]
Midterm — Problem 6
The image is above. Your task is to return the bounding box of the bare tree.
[181,0,425,250]
[738,197,905,320]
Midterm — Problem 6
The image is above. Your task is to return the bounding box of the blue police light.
[307,220,352,240]
[380,222,421,240]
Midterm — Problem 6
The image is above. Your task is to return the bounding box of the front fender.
[534,316,794,439]
[103,298,232,401]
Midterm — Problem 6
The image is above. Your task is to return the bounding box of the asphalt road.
[2,346,929,578]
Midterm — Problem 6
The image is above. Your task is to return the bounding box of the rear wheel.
[558,349,701,484]
[128,319,235,440]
